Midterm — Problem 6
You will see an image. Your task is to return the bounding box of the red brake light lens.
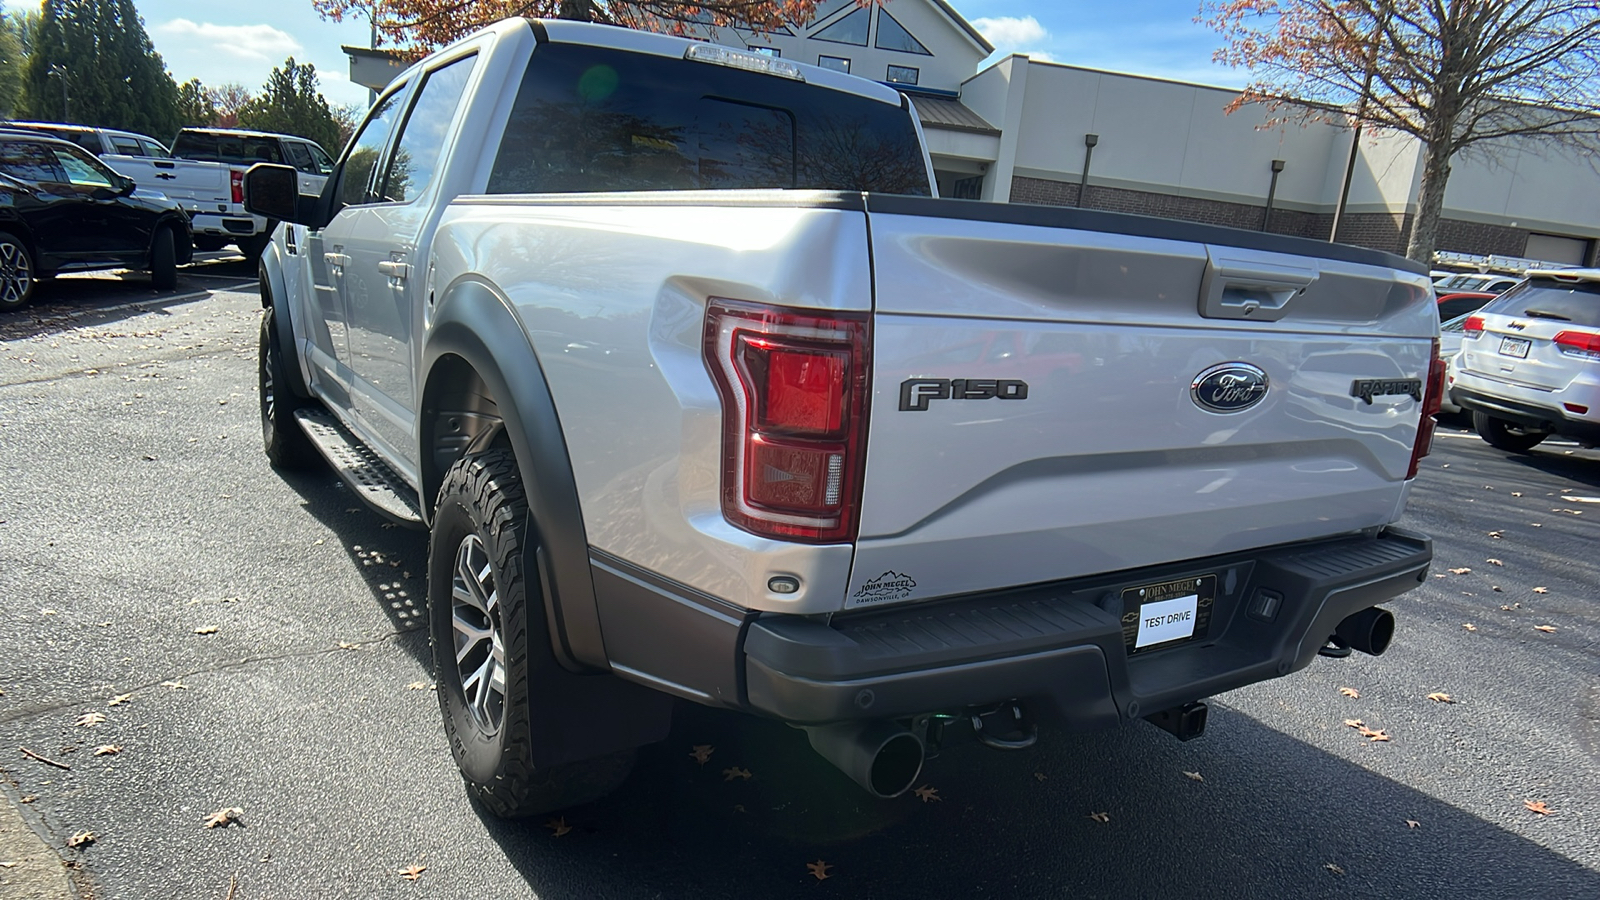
[704,299,869,543]
[1554,330,1600,359]
[1407,338,1445,479]
[230,169,245,204]
[1462,315,1484,336]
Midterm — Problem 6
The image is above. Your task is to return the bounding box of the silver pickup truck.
[243,18,1441,816]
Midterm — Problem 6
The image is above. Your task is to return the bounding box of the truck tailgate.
[103,155,232,205]
[846,199,1435,609]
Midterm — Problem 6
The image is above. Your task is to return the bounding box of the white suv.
[1452,269,1600,451]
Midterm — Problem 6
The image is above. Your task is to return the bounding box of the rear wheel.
[237,234,271,262]
[193,236,228,253]
[150,226,177,291]
[429,449,636,817]
[0,233,36,311]
[258,307,317,469]
[1472,411,1549,453]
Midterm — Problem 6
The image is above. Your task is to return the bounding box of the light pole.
[47,63,70,121]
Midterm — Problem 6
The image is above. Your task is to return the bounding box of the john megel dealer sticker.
[852,571,917,604]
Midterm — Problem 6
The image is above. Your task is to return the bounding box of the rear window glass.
[172,132,285,165]
[1481,278,1600,328]
[487,43,929,195]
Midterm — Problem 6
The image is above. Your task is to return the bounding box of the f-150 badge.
[899,378,1029,411]
[1191,363,1269,413]
[1349,378,1422,405]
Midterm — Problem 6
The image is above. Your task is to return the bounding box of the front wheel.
[150,226,177,291]
[1472,411,1549,453]
[258,308,317,469]
[0,232,37,311]
[429,450,636,817]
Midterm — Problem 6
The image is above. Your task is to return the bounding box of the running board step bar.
[294,408,425,528]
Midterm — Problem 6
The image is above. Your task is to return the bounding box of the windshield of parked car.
[487,43,930,195]
[1480,277,1600,327]
[172,131,285,165]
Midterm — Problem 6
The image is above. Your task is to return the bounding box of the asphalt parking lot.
[2,273,1598,899]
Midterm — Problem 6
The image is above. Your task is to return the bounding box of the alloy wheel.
[450,533,507,733]
[0,240,31,306]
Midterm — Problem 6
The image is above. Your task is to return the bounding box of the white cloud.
[155,19,302,64]
[972,15,1049,49]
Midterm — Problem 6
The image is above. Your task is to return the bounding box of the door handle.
[377,260,411,280]
[324,252,350,266]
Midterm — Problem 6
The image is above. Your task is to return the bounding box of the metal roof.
[912,96,999,135]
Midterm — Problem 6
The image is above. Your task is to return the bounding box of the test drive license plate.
[1499,336,1531,359]
[1121,575,1216,652]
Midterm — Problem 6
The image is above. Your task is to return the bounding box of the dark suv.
[0,131,193,311]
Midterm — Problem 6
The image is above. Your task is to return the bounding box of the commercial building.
[346,0,1600,265]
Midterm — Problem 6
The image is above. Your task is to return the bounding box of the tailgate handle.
[1199,249,1318,322]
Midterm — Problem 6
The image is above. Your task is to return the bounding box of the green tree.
[175,77,217,127]
[23,0,178,136]
[237,57,341,150]
[0,12,28,117]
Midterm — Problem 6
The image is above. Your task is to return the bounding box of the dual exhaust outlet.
[804,606,1396,798]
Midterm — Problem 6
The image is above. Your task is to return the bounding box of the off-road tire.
[1472,411,1548,453]
[150,226,178,291]
[429,449,636,817]
[258,307,317,469]
[0,232,36,311]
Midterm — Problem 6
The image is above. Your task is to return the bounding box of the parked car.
[1438,312,1473,415]
[0,120,172,159]
[1435,290,1498,320]
[243,18,1437,815]
[1452,268,1600,450]
[1433,272,1521,295]
[0,132,193,310]
[104,128,333,259]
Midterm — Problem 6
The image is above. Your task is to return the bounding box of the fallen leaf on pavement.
[1356,726,1390,742]
[1339,686,1360,698]
[1462,623,1478,632]
[689,744,714,765]
[193,626,218,635]
[1405,820,1420,829]
[107,693,132,707]
[337,641,361,650]
[1183,771,1204,782]
[914,785,941,803]
[1325,863,1345,875]
[1488,530,1503,539]
[398,864,426,882]
[1033,772,1047,782]
[406,681,431,690]
[74,712,105,727]
[159,680,187,690]
[203,807,244,829]
[807,860,833,881]
[1486,558,1504,566]
[1448,567,1471,575]
[1534,625,1558,633]
[1559,495,1599,504]
[1524,800,1553,816]
[1533,587,1548,594]
[722,767,753,782]
[1087,811,1110,823]
[1511,492,1522,497]
[1501,603,1521,610]
[92,745,123,756]
[66,831,96,849]
[1426,693,1454,703]
[1343,719,1365,728]
[545,817,571,837]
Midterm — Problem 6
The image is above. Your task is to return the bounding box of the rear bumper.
[592,528,1433,728]
[190,211,267,238]
[1453,386,1600,443]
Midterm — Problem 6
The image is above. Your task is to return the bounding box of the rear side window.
[487,43,929,196]
[283,141,316,173]
[110,137,143,156]
[139,139,171,159]
[1481,278,1600,328]
[0,140,63,182]
[172,132,285,165]
[381,54,477,204]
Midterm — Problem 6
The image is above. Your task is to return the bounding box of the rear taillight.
[1462,315,1485,337]
[1407,338,1445,479]
[230,169,244,204]
[1554,330,1600,360]
[704,299,869,543]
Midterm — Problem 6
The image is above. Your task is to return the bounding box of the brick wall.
[1009,175,1535,260]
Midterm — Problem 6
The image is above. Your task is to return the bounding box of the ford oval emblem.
[1191,363,1269,414]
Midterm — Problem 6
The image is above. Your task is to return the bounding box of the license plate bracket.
[1498,336,1531,359]
[1121,575,1216,653]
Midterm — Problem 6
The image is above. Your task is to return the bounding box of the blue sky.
[2,1,1245,108]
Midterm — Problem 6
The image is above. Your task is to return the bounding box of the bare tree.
[314,0,870,55]
[1205,0,1600,263]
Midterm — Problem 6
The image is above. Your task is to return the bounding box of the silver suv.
[1452,269,1600,451]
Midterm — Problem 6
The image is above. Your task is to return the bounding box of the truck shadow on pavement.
[0,259,256,340]
[480,703,1600,900]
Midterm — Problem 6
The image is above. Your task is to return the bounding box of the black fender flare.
[422,277,610,673]
[257,240,311,400]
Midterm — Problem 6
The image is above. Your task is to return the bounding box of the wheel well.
[156,218,193,265]
[0,226,40,270]
[421,354,511,517]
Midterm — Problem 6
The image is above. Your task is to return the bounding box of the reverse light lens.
[704,299,869,543]
[230,169,245,204]
[1463,315,1485,336]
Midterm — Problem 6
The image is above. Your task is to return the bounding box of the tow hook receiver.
[1325,606,1395,657]
[1145,701,1209,742]
[803,721,925,799]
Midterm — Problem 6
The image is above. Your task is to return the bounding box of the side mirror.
[89,185,119,201]
[242,163,301,221]
[118,175,136,196]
